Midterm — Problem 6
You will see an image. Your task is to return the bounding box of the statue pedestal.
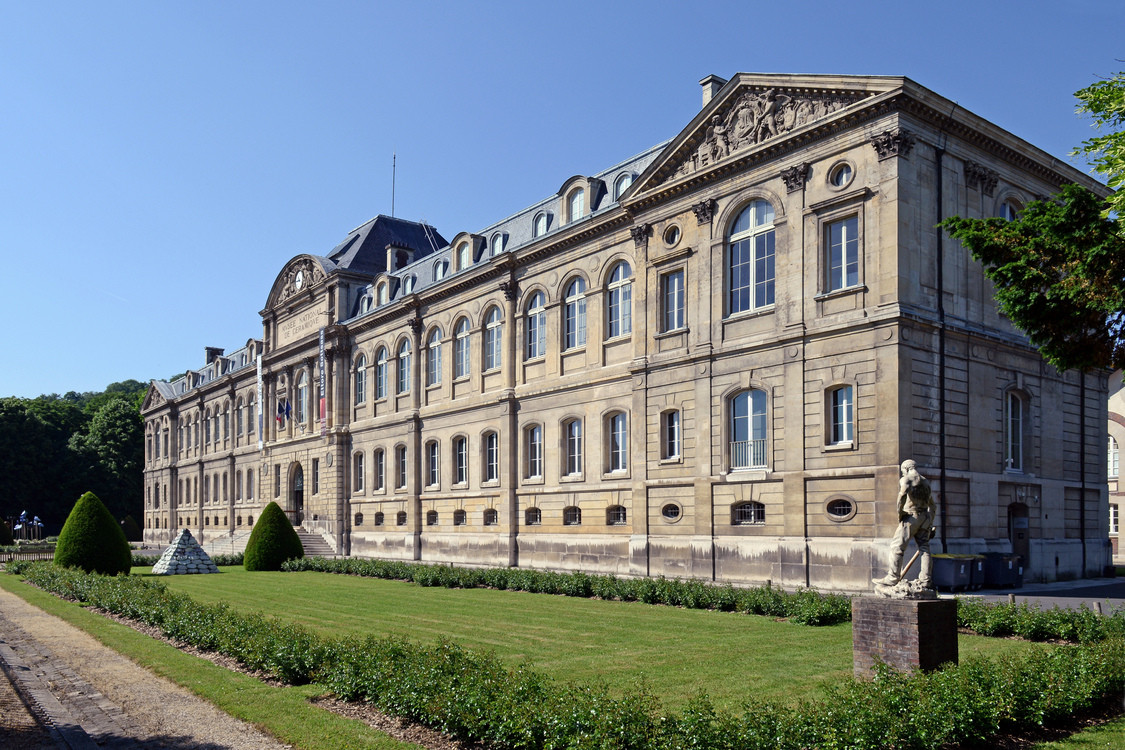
[852,597,957,677]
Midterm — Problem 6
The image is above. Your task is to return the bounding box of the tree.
[69,396,144,522]
[941,183,1125,373]
[941,71,1125,374]
[243,501,304,571]
[1073,71,1125,222]
[54,491,133,576]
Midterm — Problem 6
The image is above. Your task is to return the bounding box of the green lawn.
[158,566,1034,710]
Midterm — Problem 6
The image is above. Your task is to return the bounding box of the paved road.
[954,577,1125,612]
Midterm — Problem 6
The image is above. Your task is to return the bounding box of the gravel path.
[0,585,292,749]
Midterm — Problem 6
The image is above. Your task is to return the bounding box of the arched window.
[247,469,254,499]
[490,234,504,256]
[426,441,439,487]
[453,436,468,484]
[403,275,416,294]
[353,451,365,493]
[374,512,385,526]
[525,424,543,479]
[607,412,628,472]
[1109,435,1119,479]
[613,172,632,200]
[248,399,255,435]
[376,282,388,305]
[453,318,470,379]
[1005,391,1024,471]
[456,242,472,271]
[998,199,1022,221]
[568,188,585,223]
[374,449,384,490]
[606,262,633,338]
[564,277,587,349]
[296,372,309,424]
[375,347,388,399]
[355,354,367,404]
[526,292,546,359]
[731,390,767,469]
[525,506,542,525]
[453,509,467,526]
[426,510,439,526]
[483,508,498,525]
[397,340,411,394]
[483,431,499,482]
[355,512,364,526]
[533,212,548,237]
[236,399,244,435]
[606,505,627,525]
[563,506,582,526]
[426,328,443,386]
[827,385,854,446]
[564,418,583,476]
[433,259,448,280]
[733,501,765,525]
[395,445,408,489]
[662,410,681,460]
[727,199,775,315]
[396,511,408,526]
[483,307,503,371]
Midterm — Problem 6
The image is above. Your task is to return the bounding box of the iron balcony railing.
[731,439,767,470]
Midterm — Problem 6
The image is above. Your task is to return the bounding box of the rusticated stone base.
[852,597,957,677]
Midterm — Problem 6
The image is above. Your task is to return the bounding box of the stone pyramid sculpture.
[151,529,219,575]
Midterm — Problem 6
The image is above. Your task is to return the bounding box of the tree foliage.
[0,380,147,532]
[1074,71,1125,222]
[54,491,133,575]
[243,501,304,571]
[942,183,1125,373]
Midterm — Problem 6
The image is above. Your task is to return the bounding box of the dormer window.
[533,212,548,238]
[403,275,416,294]
[490,233,504,257]
[456,242,471,271]
[434,259,448,281]
[613,173,633,200]
[567,188,586,224]
[376,282,388,305]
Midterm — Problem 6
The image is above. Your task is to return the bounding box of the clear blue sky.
[1,0,1121,398]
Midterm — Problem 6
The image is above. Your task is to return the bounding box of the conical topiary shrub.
[243,501,304,571]
[54,491,132,576]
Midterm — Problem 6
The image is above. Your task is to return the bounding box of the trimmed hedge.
[131,552,244,568]
[957,596,1125,643]
[11,562,1125,750]
[243,501,303,571]
[281,556,854,626]
[54,491,132,576]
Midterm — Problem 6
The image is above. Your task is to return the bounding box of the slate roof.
[327,215,447,276]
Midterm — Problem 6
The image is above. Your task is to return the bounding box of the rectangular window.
[354,453,364,493]
[1006,392,1023,472]
[248,402,255,433]
[312,458,320,494]
[454,439,467,484]
[1110,504,1119,535]
[247,469,254,499]
[830,386,854,445]
[374,450,384,490]
[664,411,681,459]
[827,216,859,292]
[661,270,685,332]
[274,464,281,497]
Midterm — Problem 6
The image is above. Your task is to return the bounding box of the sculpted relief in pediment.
[278,258,325,304]
[668,88,864,182]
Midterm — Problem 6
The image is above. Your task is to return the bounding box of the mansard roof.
[327,215,447,276]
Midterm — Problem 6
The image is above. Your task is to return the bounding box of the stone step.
[296,530,336,557]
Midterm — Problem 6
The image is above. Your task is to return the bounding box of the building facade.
[1108,373,1122,562]
[142,73,1112,590]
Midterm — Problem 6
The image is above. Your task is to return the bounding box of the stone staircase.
[202,530,252,557]
[296,529,336,558]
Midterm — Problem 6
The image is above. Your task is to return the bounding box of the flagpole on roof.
[391,152,396,218]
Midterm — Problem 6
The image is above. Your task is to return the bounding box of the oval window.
[663,225,681,246]
[829,162,853,189]
[825,497,856,522]
[661,503,682,522]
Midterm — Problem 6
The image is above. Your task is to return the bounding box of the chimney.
[205,347,224,365]
[699,74,728,108]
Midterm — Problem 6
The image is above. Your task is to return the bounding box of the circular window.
[828,162,854,189]
[825,496,857,522]
[661,503,682,522]
[663,224,681,246]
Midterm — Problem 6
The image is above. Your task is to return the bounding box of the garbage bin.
[967,555,986,590]
[983,552,1022,588]
[932,554,972,591]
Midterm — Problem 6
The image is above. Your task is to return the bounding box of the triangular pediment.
[630,74,906,196]
[141,381,167,412]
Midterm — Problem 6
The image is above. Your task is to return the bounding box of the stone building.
[1108,373,1122,562]
[142,73,1112,590]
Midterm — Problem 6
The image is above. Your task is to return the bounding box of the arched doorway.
[1007,502,1029,567]
[290,463,305,527]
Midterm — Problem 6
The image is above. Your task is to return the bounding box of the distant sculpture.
[873,459,937,598]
